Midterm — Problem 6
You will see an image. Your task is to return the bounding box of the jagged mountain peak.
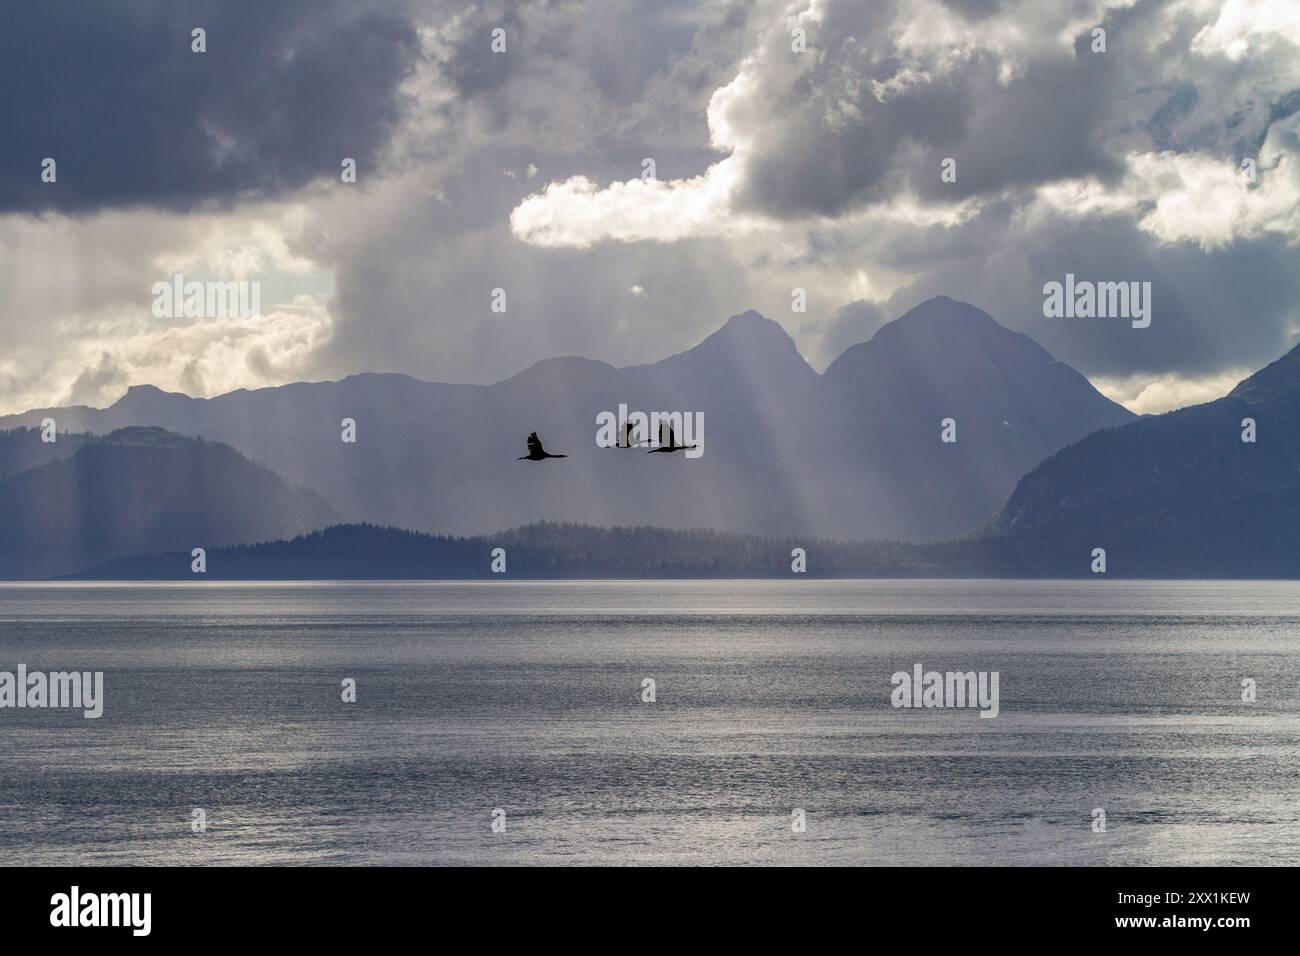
[705,308,803,350]
[109,382,196,412]
[625,308,818,391]
[824,295,1047,382]
[720,308,782,331]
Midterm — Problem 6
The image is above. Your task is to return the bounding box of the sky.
[2,0,1298,416]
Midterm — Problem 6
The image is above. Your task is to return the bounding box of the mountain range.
[10,292,1300,578]
[0,296,1133,557]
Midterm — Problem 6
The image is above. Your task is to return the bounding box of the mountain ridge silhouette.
[0,296,1134,547]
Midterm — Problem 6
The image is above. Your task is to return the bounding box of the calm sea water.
[1,580,1298,866]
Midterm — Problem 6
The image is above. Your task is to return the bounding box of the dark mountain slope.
[989,343,1300,575]
[819,296,1135,539]
[0,427,335,578]
[0,427,97,479]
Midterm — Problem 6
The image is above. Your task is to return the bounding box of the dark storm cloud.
[734,0,1190,217]
[938,0,1008,19]
[433,0,760,169]
[6,0,1299,414]
[0,0,420,213]
[442,0,703,107]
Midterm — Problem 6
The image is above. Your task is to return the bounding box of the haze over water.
[1,580,1297,866]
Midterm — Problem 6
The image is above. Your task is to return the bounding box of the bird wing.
[526,432,542,455]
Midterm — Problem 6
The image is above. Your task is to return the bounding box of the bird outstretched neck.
[518,430,567,460]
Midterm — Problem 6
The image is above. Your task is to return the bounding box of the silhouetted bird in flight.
[647,423,696,454]
[614,421,640,449]
[517,431,568,461]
